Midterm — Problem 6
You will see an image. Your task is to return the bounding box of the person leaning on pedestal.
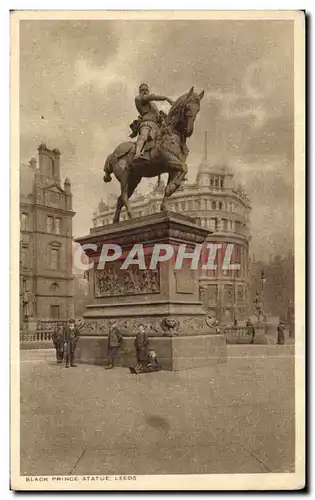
[63,319,80,368]
[130,349,161,374]
[105,321,123,369]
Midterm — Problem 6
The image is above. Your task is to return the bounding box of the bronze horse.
[103,87,204,223]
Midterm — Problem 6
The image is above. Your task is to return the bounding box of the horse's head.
[167,87,204,138]
[183,87,204,137]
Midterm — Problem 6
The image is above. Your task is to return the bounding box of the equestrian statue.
[103,83,204,223]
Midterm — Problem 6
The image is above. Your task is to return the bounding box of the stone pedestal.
[27,319,38,333]
[253,320,267,344]
[75,211,226,371]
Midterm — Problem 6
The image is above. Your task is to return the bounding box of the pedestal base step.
[76,334,226,371]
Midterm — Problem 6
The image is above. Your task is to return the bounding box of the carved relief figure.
[95,261,160,297]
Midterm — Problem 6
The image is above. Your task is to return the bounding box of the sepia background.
[15,14,301,485]
[19,20,294,260]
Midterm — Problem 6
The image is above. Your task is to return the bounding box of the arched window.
[218,202,223,210]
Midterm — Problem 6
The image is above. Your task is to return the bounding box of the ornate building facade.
[93,140,251,323]
[20,143,75,321]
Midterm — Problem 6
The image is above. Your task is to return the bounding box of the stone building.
[20,143,75,321]
[93,137,252,323]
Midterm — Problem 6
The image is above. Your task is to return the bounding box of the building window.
[55,218,61,235]
[47,216,54,233]
[209,218,216,231]
[50,305,60,319]
[214,178,219,188]
[21,246,28,268]
[50,248,60,270]
[220,178,224,188]
[212,201,216,210]
[218,202,223,210]
[210,177,214,187]
[21,213,29,231]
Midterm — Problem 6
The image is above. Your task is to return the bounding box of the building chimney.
[64,177,71,193]
[29,157,37,171]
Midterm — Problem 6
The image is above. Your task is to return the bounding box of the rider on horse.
[131,83,174,161]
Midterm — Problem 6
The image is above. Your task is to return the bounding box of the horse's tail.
[103,153,114,183]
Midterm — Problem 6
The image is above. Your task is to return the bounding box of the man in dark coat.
[52,325,64,363]
[105,321,123,369]
[63,319,80,368]
[134,324,149,369]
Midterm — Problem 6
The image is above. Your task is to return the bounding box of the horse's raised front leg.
[160,163,188,211]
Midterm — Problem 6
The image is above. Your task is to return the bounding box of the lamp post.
[233,273,237,324]
[260,270,265,293]
[260,270,266,319]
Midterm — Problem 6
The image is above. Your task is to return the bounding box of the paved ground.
[20,346,295,476]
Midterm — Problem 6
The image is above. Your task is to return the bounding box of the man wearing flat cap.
[105,320,123,369]
[63,319,80,368]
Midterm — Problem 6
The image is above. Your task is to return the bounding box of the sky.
[19,19,294,260]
